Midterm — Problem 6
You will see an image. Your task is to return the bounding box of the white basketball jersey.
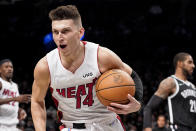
[0,77,19,126]
[46,41,116,123]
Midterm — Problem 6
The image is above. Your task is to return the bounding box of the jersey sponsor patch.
[83,72,93,78]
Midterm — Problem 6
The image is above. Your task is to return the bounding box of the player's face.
[0,62,13,81]
[52,19,84,55]
[182,55,195,77]
[157,116,166,128]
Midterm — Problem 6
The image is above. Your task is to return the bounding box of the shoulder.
[0,78,3,90]
[98,46,119,70]
[84,41,99,52]
[189,81,196,89]
[12,82,18,88]
[85,41,98,46]
[34,57,50,80]
[98,46,131,73]
[155,77,176,99]
[159,77,176,88]
[98,46,116,57]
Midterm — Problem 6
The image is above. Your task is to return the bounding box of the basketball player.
[0,59,31,131]
[31,5,143,131]
[143,52,196,131]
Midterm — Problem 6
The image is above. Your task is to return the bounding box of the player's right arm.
[0,81,15,105]
[0,81,31,105]
[0,95,31,105]
[143,77,176,131]
[31,57,50,131]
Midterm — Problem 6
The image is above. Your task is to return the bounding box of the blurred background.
[0,0,196,130]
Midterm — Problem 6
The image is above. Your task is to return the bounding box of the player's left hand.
[107,94,141,114]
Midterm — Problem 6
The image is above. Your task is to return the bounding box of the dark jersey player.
[143,52,196,131]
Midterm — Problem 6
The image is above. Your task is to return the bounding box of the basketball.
[96,69,135,106]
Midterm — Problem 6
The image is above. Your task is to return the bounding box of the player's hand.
[107,94,141,114]
[14,94,31,103]
[18,108,27,120]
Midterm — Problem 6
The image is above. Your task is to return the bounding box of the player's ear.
[79,27,85,39]
[177,61,183,68]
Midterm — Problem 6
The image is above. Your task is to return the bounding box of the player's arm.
[0,95,31,105]
[98,46,132,74]
[98,46,142,114]
[18,108,27,120]
[0,98,15,105]
[0,81,31,105]
[143,77,176,131]
[0,81,14,105]
[31,57,50,131]
[0,81,15,104]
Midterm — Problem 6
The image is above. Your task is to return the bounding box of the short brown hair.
[49,5,82,26]
[173,52,190,69]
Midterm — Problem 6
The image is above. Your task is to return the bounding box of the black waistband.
[73,123,86,129]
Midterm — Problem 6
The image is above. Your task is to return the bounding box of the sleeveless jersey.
[0,77,19,126]
[168,75,196,130]
[46,41,116,123]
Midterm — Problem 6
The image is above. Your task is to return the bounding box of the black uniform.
[168,75,196,131]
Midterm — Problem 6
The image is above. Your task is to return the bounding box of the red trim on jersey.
[50,87,53,93]
[59,124,66,131]
[45,56,52,87]
[97,45,102,74]
[57,110,63,123]
[117,115,126,131]
[50,87,63,123]
[49,87,59,108]
[81,41,87,45]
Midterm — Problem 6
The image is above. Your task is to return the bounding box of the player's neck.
[174,71,187,81]
[1,76,12,83]
[62,42,84,62]
[60,42,85,71]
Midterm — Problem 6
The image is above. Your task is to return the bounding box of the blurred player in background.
[152,115,169,131]
[143,52,196,131]
[0,59,31,131]
[31,5,143,131]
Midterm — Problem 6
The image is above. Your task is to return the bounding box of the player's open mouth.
[60,45,67,49]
